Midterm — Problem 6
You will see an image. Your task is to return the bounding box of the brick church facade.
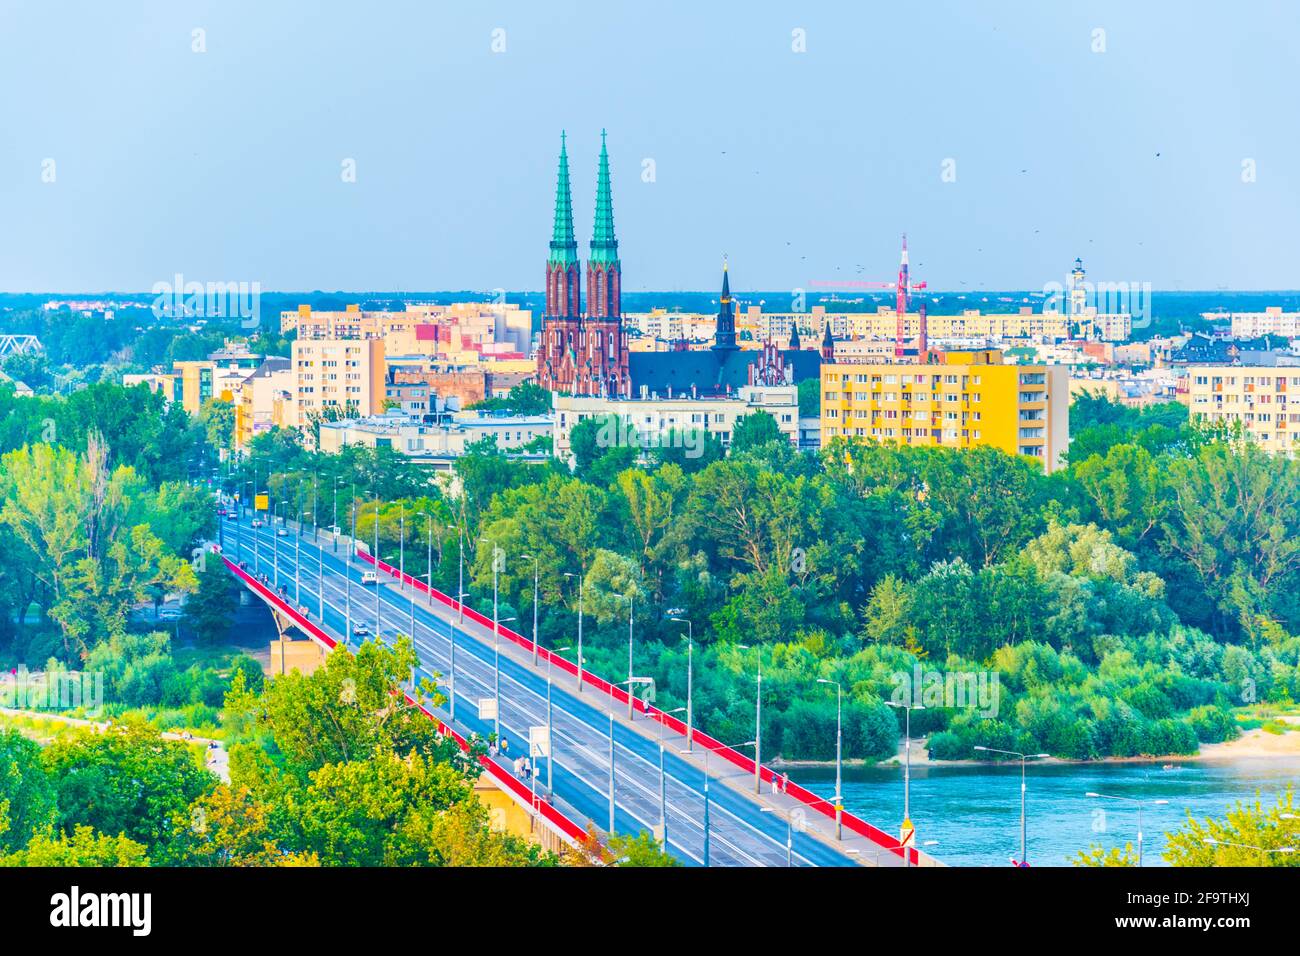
[535,131,631,398]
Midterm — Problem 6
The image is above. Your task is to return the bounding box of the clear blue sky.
[1,0,1297,293]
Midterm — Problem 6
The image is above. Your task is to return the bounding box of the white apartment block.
[551,385,801,461]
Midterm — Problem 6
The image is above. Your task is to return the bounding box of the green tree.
[1072,842,1138,867]
[1,825,150,867]
[1164,787,1298,867]
[42,724,216,855]
[607,831,679,866]
[184,559,237,644]
[730,410,784,453]
[0,729,56,852]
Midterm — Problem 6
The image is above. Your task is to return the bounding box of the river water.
[793,758,1300,867]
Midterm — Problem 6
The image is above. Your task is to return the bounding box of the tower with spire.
[537,133,581,394]
[712,258,739,352]
[586,130,620,320]
[575,130,629,397]
[546,131,580,321]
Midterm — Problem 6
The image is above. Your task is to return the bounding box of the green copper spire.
[549,131,578,266]
[589,129,619,265]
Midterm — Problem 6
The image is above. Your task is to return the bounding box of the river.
[793,757,1300,867]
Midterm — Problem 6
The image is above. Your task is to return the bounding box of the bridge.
[0,334,42,357]
[215,509,939,867]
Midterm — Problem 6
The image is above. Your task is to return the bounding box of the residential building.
[820,350,1070,473]
[1213,307,1300,340]
[291,338,386,434]
[551,384,800,461]
[318,411,551,469]
[235,357,293,449]
[1179,365,1300,455]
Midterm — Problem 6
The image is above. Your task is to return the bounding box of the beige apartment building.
[281,303,532,357]
[1179,365,1300,455]
[235,358,293,449]
[291,338,387,433]
[821,350,1070,473]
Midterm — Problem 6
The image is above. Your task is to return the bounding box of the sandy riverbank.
[770,727,1300,770]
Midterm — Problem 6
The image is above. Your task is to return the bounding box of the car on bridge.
[352,623,370,637]
[276,527,289,537]
[251,519,264,528]
[361,570,378,585]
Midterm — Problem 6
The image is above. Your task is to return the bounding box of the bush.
[1186,705,1238,744]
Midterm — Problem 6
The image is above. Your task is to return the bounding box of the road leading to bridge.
[220,511,924,867]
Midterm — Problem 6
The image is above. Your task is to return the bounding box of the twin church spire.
[546,130,620,321]
[538,131,630,397]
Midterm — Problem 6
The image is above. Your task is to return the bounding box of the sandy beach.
[770,725,1300,770]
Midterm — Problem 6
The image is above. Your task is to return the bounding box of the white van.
[361,570,378,585]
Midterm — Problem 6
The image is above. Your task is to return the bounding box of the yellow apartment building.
[1180,365,1300,456]
[820,350,1070,472]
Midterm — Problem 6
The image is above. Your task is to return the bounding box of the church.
[534,132,824,399]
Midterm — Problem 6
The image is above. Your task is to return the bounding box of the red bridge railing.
[219,551,587,847]
[354,547,914,863]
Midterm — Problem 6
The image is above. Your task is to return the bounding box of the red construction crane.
[894,233,929,359]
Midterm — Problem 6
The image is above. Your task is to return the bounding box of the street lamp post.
[412,511,433,637]
[658,706,686,851]
[521,554,540,665]
[817,678,844,840]
[1204,838,1297,863]
[448,585,469,723]
[626,594,635,720]
[885,700,926,866]
[332,478,340,553]
[684,740,755,868]
[670,617,694,752]
[564,568,585,694]
[608,712,616,835]
[546,645,571,798]
[975,746,1049,865]
[372,493,380,634]
[293,494,302,604]
[737,644,763,794]
[1086,792,1170,867]
[455,521,466,624]
[486,539,505,742]
[760,807,794,867]
[274,501,287,589]
[345,494,355,639]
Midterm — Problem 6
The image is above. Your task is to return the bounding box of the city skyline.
[2,1,1298,293]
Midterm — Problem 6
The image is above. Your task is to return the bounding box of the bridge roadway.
[221,511,915,867]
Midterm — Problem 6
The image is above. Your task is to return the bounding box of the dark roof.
[247,356,291,378]
[629,348,820,396]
